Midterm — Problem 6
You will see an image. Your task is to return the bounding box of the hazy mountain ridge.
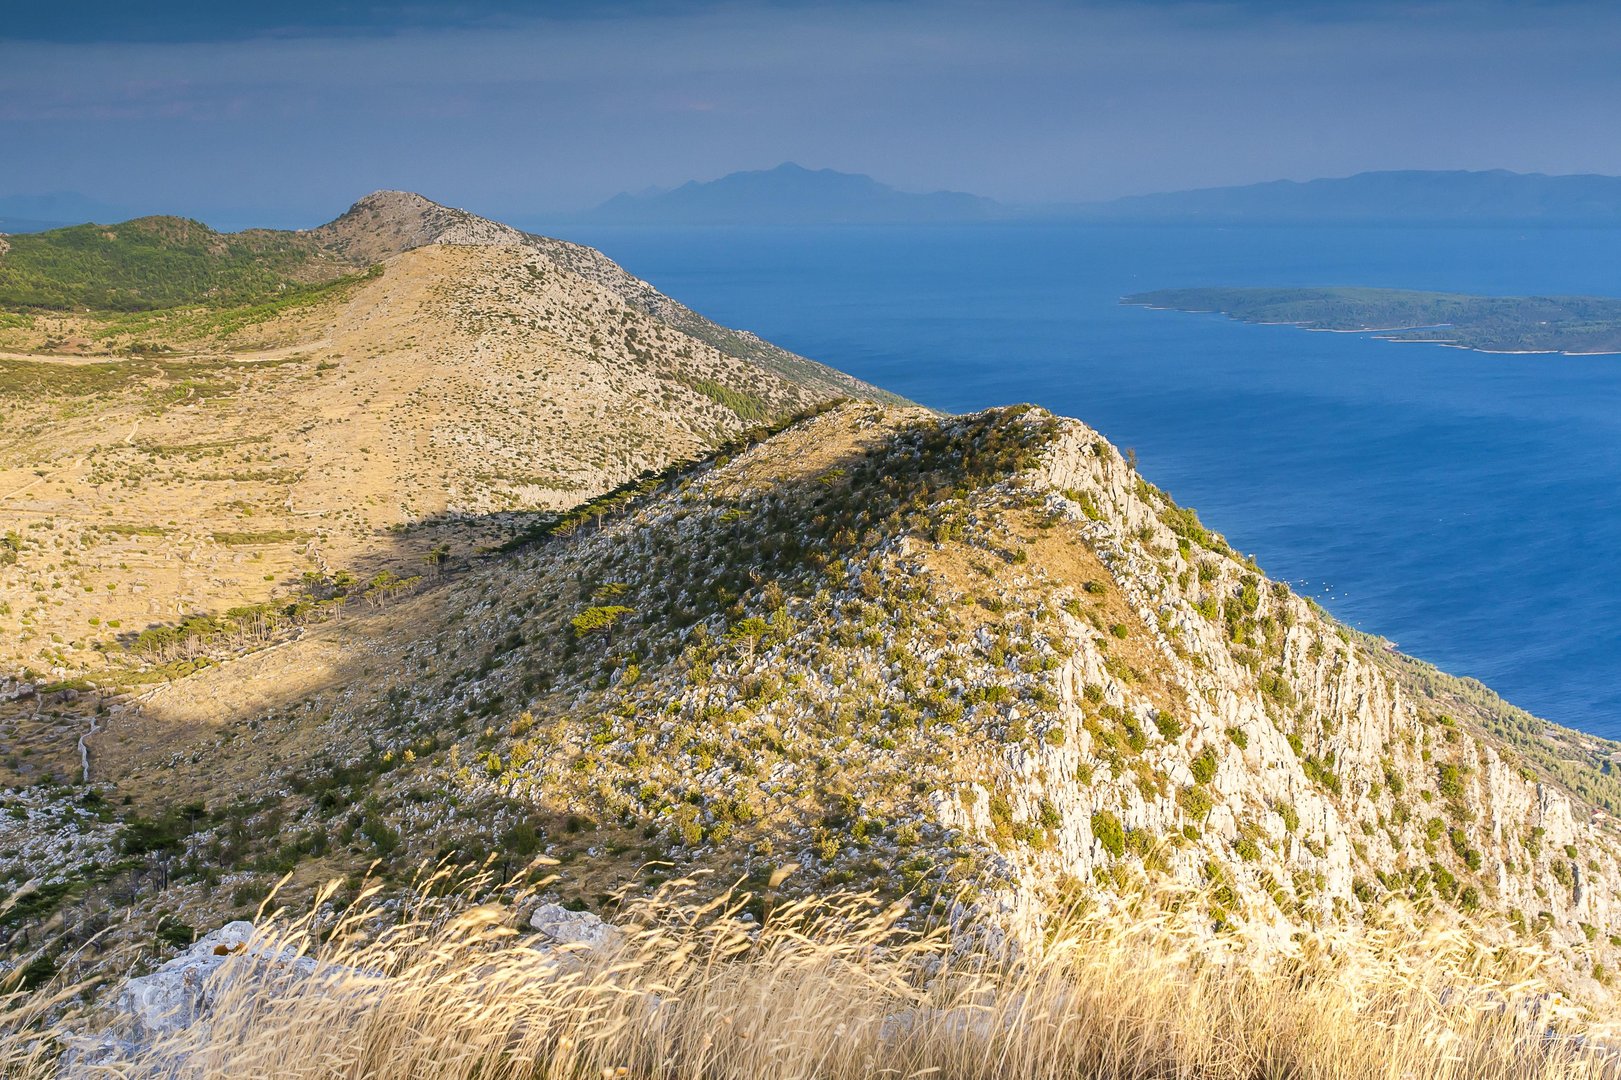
[0,218,73,236]
[1081,169,1621,224]
[582,162,1004,226]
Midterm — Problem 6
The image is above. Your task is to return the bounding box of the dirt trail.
[0,455,82,502]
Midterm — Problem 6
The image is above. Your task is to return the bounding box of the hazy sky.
[5,0,1621,227]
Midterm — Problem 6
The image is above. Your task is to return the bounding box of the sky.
[4,0,1621,228]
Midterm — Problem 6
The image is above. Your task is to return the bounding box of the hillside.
[582,162,1003,226]
[1125,286,1621,354]
[0,217,343,311]
[7,199,1621,1073]
[1081,169,1621,225]
[0,193,899,686]
[8,401,1619,1022]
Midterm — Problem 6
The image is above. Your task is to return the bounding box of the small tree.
[725,616,770,660]
[572,605,632,644]
[423,544,451,577]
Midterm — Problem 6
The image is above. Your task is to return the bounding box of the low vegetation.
[0,217,342,311]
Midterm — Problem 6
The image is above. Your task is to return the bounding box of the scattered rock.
[2,680,36,702]
[528,903,623,951]
[113,922,306,1042]
[57,922,332,1077]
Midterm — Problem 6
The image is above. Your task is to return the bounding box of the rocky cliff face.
[949,420,1621,975]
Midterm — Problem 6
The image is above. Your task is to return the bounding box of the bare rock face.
[2,679,35,701]
[527,903,623,950]
[114,922,314,1042]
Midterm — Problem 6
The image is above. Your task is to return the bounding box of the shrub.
[1091,811,1126,857]
[1178,785,1214,820]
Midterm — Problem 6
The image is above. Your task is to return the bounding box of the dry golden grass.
[12,867,1619,1079]
[0,243,829,686]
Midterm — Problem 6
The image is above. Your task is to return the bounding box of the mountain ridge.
[1078,168,1621,224]
[49,401,1621,1005]
[0,192,901,687]
[581,162,1004,226]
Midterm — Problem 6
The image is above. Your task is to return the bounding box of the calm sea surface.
[551,223,1621,738]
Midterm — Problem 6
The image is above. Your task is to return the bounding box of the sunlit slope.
[0,224,880,681]
[84,403,1621,1003]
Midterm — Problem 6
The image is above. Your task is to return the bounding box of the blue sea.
[553,223,1621,739]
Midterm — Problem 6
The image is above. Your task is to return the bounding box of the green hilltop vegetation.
[1124,286,1621,355]
[0,216,347,311]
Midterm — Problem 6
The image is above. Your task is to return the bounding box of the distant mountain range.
[12,168,1621,237]
[0,217,69,235]
[575,166,1621,228]
[1074,169,1621,225]
[579,162,1004,225]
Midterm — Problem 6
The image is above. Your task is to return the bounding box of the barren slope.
[35,403,1621,1006]
[0,234,869,685]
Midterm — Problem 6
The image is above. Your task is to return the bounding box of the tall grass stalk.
[16,868,1621,1078]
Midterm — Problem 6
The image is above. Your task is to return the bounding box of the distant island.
[580,162,1003,226]
[1078,169,1621,225]
[1124,286,1621,355]
[581,166,1621,228]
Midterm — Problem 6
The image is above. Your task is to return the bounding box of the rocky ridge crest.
[63,403,1621,1003]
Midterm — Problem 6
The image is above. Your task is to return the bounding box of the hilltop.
[581,163,1003,226]
[0,192,900,685]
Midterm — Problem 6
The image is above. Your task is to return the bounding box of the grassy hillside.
[0,244,858,684]
[11,875,1613,1079]
[0,217,354,311]
[1125,286,1621,354]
